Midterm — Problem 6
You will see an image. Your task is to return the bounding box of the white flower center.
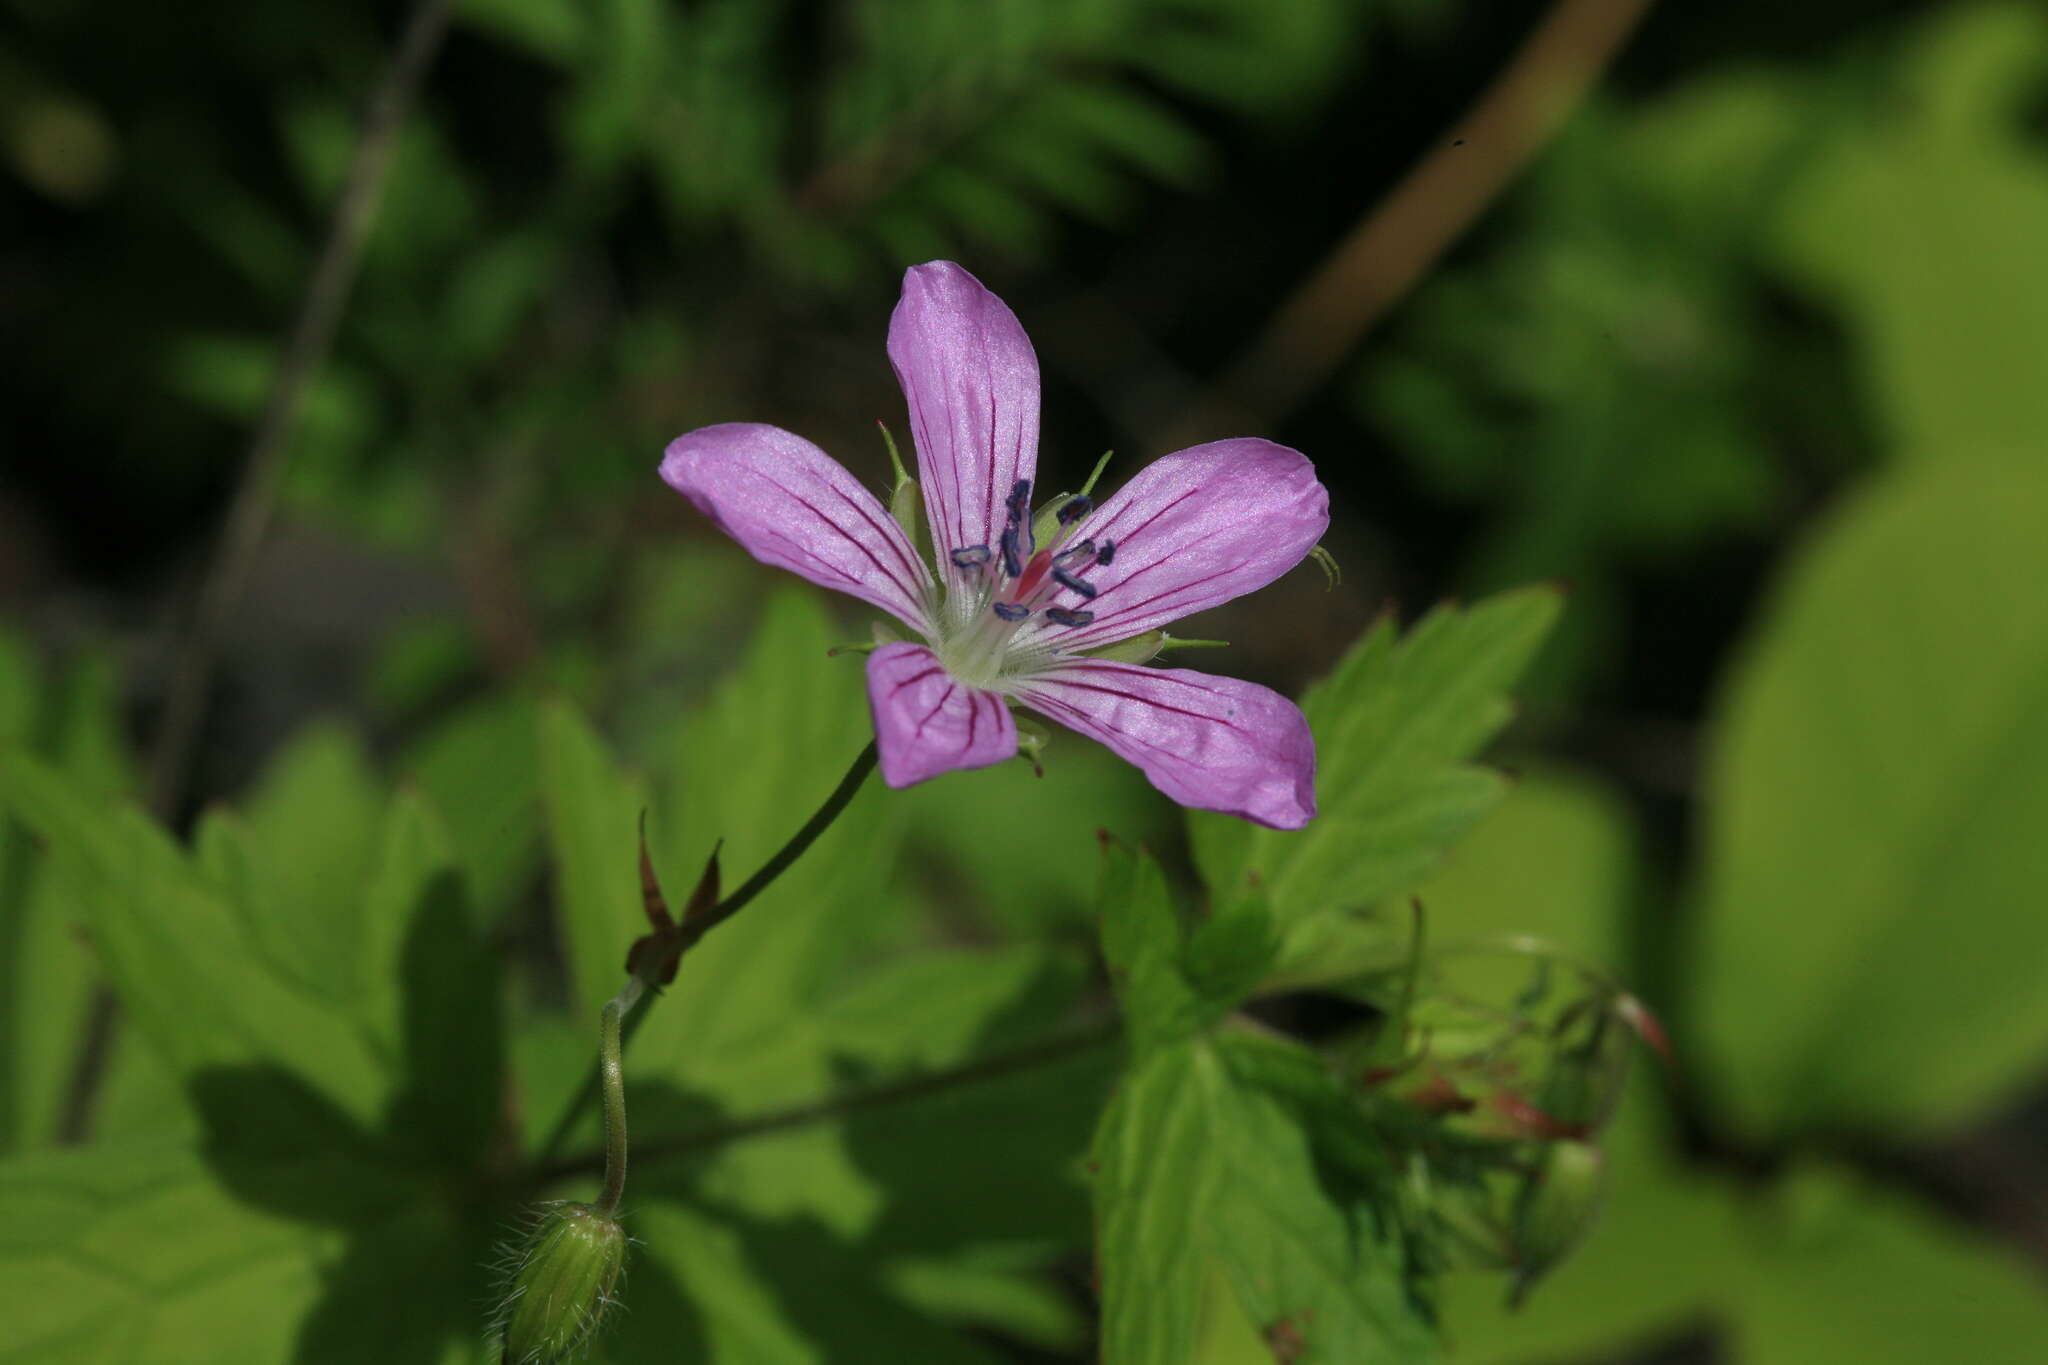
[927,479,1115,691]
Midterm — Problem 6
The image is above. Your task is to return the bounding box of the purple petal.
[662,422,934,632]
[1019,438,1328,651]
[887,261,1041,562]
[866,642,1018,788]
[1011,659,1315,829]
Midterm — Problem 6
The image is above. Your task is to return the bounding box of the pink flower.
[661,262,1325,829]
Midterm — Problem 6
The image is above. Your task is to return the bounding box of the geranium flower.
[661,262,1326,829]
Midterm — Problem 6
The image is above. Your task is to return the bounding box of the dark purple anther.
[992,602,1031,621]
[1006,479,1033,517]
[999,525,1026,578]
[1095,539,1116,566]
[1051,566,1099,599]
[1056,495,1093,525]
[951,545,992,568]
[1046,607,1095,627]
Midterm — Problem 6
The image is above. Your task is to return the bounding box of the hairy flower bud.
[496,1202,627,1365]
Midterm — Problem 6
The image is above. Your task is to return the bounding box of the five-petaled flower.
[661,262,1325,829]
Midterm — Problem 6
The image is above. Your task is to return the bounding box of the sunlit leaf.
[1094,1035,1439,1365]
[1694,462,2048,1135]
[0,755,389,1125]
[1773,3,2048,467]
[537,696,648,1024]
[0,1142,332,1363]
[1191,588,1560,972]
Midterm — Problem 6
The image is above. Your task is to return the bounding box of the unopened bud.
[1509,1140,1604,1305]
[497,1202,627,1364]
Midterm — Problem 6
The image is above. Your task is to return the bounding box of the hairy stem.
[532,742,880,1165]
[595,980,641,1215]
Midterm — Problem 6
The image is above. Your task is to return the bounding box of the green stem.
[673,740,879,950]
[595,980,638,1214]
[531,741,879,1167]
[533,1018,1119,1189]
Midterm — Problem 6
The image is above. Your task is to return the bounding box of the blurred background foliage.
[5,0,2048,1361]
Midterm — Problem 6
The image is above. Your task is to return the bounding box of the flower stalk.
[595,982,637,1215]
[532,741,880,1167]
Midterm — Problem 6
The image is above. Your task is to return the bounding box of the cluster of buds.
[1344,934,1669,1302]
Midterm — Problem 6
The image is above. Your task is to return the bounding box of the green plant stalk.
[595,979,639,1215]
[533,741,879,1166]
[535,1017,1120,1190]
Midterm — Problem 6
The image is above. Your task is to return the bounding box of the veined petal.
[887,262,1041,562]
[662,423,935,632]
[1019,439,1327,652]
[866,642,1018,788]
[1011,659,1315,829]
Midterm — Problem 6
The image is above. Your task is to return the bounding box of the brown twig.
[1169,0,1656,446]
[147,0,456,817]
[56,0,456,1147]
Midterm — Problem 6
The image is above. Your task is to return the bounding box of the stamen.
[1056,495,1093,525]
[1051,566,1099,599]
[950,545,992,568]
[1046,607,1095,627]
[992,602,1032,621]
[1096,539,1116,566]
[1054,538,1094,563]
[998,479,1035,578]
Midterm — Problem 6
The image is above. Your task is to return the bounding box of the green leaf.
[1093,1045,1218,1365]
[537,695,648,1023]
[0,754,388,1125]
[599,944,1107,1364]
[380,811,504,1171]
[1094,1037,1439,1365]
[622,943,1089,1241]
[1097,839,1279,1052]
[1096,839,1205,1052]
[1693,462,2048,1136]
[0,1141,332,1362]
[896,736,1169,935]
[633,590,903,1082]
[1409,769,1636,968]
[1773,3,2048,467]
[887,1253,1087,1355]
[1191,589,1561,967]
[1731,1165,2048,1365]
[614,1201,1007,1365]
[215,722,386,1003]
[458,0,587,63]
[2,644,141,1150]
[401,691,542,924]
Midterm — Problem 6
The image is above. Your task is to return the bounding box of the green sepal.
[1081,631,1230,665]
[1508,1139,1605,1306]
[1029,451,1116,547]
[1014,715,1051,776]
[880,421,930,561]
[496,1201,628,1365]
